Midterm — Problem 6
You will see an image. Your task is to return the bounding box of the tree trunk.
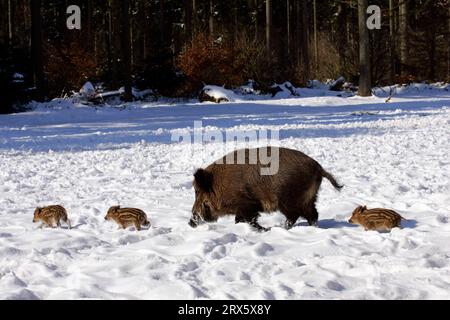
[160,0,165,45]
[30,0,45,100]
[184,0,193,42]
[389,0,395,83]
[106,4,112,78]
[266,0,272,57]
[209,0,214,37]
[254,0,259,41]
[192,0,197,36]
[110,0,120,88]
[86,0,93,53]
[7,0,13,47]
[399,0,408,77]
[448,5,450,81]
[301,0,310,81]
[120,0,132,102]
[24,1,31,48]
[133,0,145,67]
[0,1,5,45]
[287,0,291,57]
[94,28,98,65]
[294,0,300,67]
[130,11,134,68]
[313,0,318,76]
[358,0,372,96]
[427,32,436,80]
[337,2,347,77]
[234,6,239,43]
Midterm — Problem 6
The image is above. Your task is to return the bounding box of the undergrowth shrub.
[177,32,280,95]
[45,41,99,97]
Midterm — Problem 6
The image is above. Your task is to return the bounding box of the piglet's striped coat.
[33,205,71,229]
[105,206,151,231]
[349,206,405,231]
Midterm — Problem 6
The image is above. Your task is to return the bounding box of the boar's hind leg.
[284,219,296,230]
[281,211,300,230]
[235,213,269,232]
[279,203,301,230]
[305,200,319,227]
[281,202,319,229]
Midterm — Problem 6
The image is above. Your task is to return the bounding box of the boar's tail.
[321,168,344,191]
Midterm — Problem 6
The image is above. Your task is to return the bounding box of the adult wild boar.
[189,147,343,231]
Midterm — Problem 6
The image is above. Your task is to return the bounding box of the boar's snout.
[189,211,203,228]
[189,218,199,228]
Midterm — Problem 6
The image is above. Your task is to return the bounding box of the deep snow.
[0,86,449,299]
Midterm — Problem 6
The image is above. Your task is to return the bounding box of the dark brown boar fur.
[190,147,343,231]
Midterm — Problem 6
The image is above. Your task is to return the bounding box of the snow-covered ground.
[0,86,449,299]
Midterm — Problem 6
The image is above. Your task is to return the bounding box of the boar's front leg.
[235,213,269,232]
[284,219,296,230]
[250,216,270,232]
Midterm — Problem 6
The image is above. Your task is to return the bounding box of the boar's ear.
[194,169,213,192]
